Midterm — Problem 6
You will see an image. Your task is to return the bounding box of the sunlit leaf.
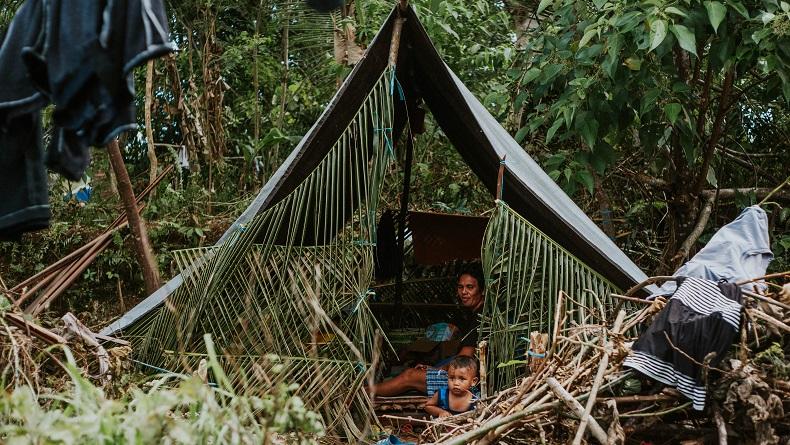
[704,1,727,33]
[537,0,553,15]
[671,24,697,56]
[665,6,688,17]
[579,28,598,47]
[649,19,667,52]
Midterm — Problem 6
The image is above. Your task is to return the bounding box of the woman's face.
[456,274,483,310]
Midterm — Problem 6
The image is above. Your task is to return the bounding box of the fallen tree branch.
[547,377,608,445]
[625,276,677,297]
[713,403,728,445]
[742,289,790,312]
[746,308,790,333]
[61,312,109,378]
[674,191,716,265]
[704,187,790,201]
[3,312,66,345]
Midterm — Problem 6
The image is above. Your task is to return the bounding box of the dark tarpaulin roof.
[102,5,647,336]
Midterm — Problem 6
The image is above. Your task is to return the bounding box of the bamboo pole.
[387,15,405,68]
[106,139,161,295]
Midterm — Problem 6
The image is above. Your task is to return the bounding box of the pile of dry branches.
[416,274,790,445]
[0,303,132,395]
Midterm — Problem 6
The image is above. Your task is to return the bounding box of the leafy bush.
[0,336,324,445]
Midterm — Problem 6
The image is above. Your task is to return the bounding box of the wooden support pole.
[395,130,414,319]
[14,165,171,310]
[4,312,67,344]
[496,156,506,201]
[106,139,161,295]
[478,340,488,398]
[388,8,405,68]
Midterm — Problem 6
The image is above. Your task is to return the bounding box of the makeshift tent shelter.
[102,3,648,438]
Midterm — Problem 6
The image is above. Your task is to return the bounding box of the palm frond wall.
[481,200,627,391]
[132,69,395,440]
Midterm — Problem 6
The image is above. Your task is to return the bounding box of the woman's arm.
[424,392,451,418]
[457,346,476,357]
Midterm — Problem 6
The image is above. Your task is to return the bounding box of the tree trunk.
[106,139,162,295]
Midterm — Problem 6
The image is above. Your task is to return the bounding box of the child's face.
[447,365,478,396]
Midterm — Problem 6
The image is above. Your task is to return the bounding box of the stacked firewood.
[418,274,790,445]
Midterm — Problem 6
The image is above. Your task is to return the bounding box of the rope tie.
[352,289,376,313]
[389,70,405,100]
[375,127,395,157]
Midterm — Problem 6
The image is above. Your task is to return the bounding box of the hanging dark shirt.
[0,113,49,240]
[0,0,174,237]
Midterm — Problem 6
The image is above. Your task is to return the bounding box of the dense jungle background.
[1,0,788,320]
[0,0,789,443]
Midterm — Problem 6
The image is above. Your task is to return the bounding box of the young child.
[424,356,479,418]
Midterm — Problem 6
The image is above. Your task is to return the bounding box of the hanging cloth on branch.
[624,276,742,410]
[0,0,175,238]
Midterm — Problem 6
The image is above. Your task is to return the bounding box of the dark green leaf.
[664,103,682,124]
[578,118,599,148]
[522,67,541,85]
[640,89,662,116]
[515,126,530,143]
[546,153,566,169]
[726,0,750,18]
[546,118,564,144]
[541,64,563,82]
[515,91,528,110]
[563,106,575,129]
[575,170,595,195]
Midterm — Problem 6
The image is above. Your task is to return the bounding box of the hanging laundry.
[0,113,49,241]
[624,276,742,410]
[653,205,773,296]
[0,0,175,238]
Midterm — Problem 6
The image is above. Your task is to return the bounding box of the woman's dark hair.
[457,266,485,292]
[448,355,479,377]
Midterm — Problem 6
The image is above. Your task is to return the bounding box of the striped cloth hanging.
[623,277,742,410]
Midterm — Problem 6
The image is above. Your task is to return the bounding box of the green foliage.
[0,338,324,444]
[514,0,790,186]
[754,342,789,379]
